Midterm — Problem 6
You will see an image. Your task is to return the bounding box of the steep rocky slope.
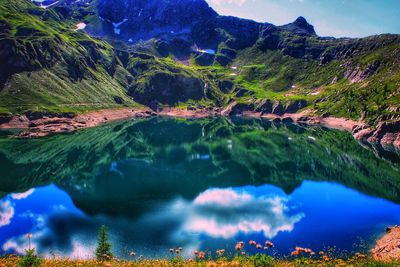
[0,0,224,115]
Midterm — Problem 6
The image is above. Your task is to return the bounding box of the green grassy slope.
[0,0,139,114]
[230,34,400,124]
[0,0,222,115]
[0,0,399,129]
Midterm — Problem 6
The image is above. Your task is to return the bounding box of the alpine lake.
[0,117,399,259]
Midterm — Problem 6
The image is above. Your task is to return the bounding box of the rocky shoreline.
[372,226,400,262]
[0,106,399,150]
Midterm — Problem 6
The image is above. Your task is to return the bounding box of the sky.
[206,0,400,38]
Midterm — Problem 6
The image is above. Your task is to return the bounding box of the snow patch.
[74,22,87,31]
[112,19,128,35]
[31,0,59,9]
[198,49,216,55]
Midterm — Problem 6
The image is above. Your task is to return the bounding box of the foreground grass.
[1,255,399,267]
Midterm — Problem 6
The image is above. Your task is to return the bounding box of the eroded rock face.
[272,101,285,115]
[345,61,381,83]
[128,72,206,106]
[255,99,273,114]
[352,120,400,149]
[229,102,254,116]
[97,0,217,44]
[367,121,400,147]
[285,100,307,113]
[0,116,12,124]
[225,99,308,116]
[372,226,400,262]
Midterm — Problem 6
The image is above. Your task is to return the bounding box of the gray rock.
[272,101,285,115]
[285,100,307,113]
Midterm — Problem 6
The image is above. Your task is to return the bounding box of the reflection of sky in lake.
[1,181,400,259]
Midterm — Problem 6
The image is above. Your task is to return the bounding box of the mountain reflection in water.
[0,117,399,258]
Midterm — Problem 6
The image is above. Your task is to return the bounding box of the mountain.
[0,0,399,147]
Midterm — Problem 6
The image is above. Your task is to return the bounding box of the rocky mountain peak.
[281,16,316,35]
[97,0,217,25]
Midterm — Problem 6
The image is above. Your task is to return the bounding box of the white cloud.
[193,188,252,206]
[0,200,14,227]
[2,224,95,259]
[11,189,35,200]
[2,239,23,254]
[177,188,304,239]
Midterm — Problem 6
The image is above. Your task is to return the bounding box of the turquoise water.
[0,117,399,259]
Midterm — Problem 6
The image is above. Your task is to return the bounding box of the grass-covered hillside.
[0,0,223,115]
[232,34,400,125]
[0,0,136,114]
[0,0,399,129]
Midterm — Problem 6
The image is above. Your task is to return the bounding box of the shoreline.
[0,107,399,149]
[0,226,398,265]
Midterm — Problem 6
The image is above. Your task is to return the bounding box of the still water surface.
[0,117,399,259]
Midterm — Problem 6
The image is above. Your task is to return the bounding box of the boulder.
[114,96,124,104]
[285,100,307,113]
[255,99,273,114]
[194,52,215,66]
[0,115,12,124]
[229,103,254,116]
[272,101,285,115]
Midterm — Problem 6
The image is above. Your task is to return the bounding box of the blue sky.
[206,0,400,38]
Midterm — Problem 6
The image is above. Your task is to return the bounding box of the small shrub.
[18,249,41,267]
[249,253,275,267]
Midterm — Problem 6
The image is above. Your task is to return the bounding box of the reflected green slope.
[0,118,399,213]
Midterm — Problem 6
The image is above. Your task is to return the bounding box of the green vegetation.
[96,225,114,262]
[233,35,400,124]
[0,0,139,114]
[0,0,399,128]
[1,255,399,267]
[18,249,41,267]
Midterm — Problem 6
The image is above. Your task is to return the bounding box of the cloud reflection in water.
[178,188,304,239]
[0,185,302,258]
